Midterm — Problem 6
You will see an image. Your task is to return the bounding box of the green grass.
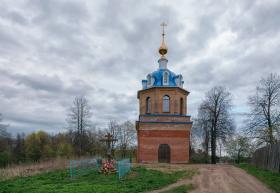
[161,184,194,193]
[0,167,192,193]
[238,163,280,193]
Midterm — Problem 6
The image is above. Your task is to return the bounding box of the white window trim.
[151,77,155,86]
[163,95,170,112]
[147,74,151,87]
[163,71,169,86]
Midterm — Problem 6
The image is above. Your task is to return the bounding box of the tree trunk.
[237,149,241,164]
[267,99,274,144]
[211,125,216,164]
[205,130,209,163]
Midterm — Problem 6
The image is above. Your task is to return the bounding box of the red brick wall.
[136,87,192,164]
[138,87,189,115]
[137,130,190,163]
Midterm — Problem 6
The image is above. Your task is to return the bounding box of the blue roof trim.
[141,114,191,117]
[139,85,188,92]
[139,86,187,89]
[139,121,193,124]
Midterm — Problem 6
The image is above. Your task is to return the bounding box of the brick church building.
[136,23,192,163]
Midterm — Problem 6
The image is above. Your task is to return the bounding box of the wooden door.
[158,144,170,163]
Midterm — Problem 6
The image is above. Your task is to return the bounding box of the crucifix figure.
[100,132,117,162]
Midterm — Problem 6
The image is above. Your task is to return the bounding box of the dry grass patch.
[0,158,69,181]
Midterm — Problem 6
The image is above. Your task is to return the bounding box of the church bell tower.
[136,23,192,163]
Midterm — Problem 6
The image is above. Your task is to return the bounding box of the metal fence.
[251,143,280,173]
[69,158,101,179]
[69,158,131,179]
[117,159,131,179]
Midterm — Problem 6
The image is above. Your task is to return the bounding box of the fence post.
[69,160,72,179]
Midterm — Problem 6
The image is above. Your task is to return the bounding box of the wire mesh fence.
[69,158,131,179]
[116,159,131,179]
[69,158,102,179]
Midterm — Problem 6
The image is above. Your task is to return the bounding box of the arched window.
[163,71,169,85]
[163,95,170,112]
[146,97,151,113]
[180,98,184,114]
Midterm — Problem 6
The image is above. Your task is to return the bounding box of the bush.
[190,151,210,163]
[57,143,73,158]
[0,151,12,167]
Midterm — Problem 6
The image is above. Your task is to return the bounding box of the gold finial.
[159,22,168,57]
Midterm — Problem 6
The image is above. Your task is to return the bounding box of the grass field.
[0,167,193,193]
[238,163,280,193]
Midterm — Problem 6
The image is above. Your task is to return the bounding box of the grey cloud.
[185,15,217,54]
[0,85,19,98]
[230,1,280,39]
[0,0,279,135]
[0,10,28,25]
[16,74,64,92]
[29,0,88,24]
[0,30,22,51]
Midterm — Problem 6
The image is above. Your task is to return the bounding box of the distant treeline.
[0,95,136,167]
[0,118,136,167]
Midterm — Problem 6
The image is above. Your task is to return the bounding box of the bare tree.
[107,120,121,157]
[192,106,211,162]
[246,73,280,146]
[118,121,136,158]
[200,86,235,164]
[0,113,10,156]
[104,120,136,158]
[0,113,9,138]
[67,96,92,156]
[13,133,25,163]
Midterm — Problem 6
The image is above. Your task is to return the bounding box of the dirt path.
[146,164,274,193]
[190,164,273,193]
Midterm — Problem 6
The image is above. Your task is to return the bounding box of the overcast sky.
[0,0,280,135]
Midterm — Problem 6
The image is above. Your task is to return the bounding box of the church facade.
[136,24,192,163]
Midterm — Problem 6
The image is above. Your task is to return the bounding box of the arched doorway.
[158,144,170,163]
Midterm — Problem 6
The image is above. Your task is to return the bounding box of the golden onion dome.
[159,41,168,56]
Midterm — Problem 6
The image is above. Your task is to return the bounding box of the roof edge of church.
[137,86,190,98]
